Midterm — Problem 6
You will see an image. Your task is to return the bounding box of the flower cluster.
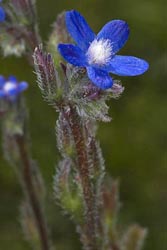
[0,0,5,22]
[58,10,149,89]
[0,75,28,101]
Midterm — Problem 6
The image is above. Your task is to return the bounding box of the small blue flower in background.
[0,0,5,22]
[58,10,149,89]
[0,75,28,100]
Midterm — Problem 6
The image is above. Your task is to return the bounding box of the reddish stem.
[63,105,97,250]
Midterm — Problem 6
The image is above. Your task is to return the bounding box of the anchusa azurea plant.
[0,2,149,250]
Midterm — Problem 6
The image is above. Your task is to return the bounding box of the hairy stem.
[15,134,50,250]
[62,105,98,250]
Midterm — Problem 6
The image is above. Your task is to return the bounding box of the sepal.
[56,112,75,157]
[110,81,125,99]
[65,65,112,122]
[121,225,147,250]
[47,11,73,65]
[54,159,84,224]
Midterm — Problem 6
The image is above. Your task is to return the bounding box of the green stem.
[15,134,51,250]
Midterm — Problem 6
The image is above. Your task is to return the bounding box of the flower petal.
[97,20,130,54]
[17,82,28,93]
[7,89,18,96]
[87,66,113,89]
[8,76,17,82]
[66,10,95,51]
[58,44,87,66]
[107,55,149,76]
[6,82,28,98]
[0,7,5,22]
[0,75,5,88]
[0,90,5,97]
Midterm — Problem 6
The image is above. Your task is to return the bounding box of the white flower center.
[3,81,16,93]
[87,39,113,66]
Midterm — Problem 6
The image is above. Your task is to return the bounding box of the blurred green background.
[0,0,166,249]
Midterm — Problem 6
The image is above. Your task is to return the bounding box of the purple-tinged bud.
[82,82,102,100]
[110,81,125,98]
[33,45,61,102]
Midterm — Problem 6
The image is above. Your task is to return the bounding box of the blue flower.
[58,10,149,89]
[0,1,5,22]
[0,75,28,100]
